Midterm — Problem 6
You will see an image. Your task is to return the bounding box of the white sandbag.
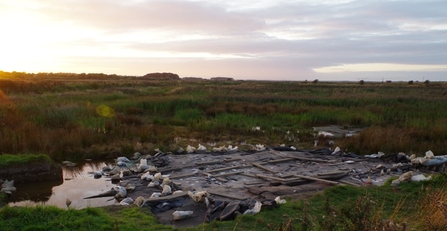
[140,172,154,181]
[162,177,171,186]
[425,150,434,159]
[150,192,162,198]
[186,145,196,153]
[114,186,127,198]
[154,173,162,181]
[162,185,172,195]
[119,197,134,205]
[117,156,130,162]
[138,159,149,172]
[1,179,14,188]
[411,174,432,182]
[275,196,286,204]
[243,201,262,215]
[172,211,194,221]
[147,182,155,187]
[134,196,146,207]
[188,191,208,202]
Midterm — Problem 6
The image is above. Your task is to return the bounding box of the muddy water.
[8,161,119,209]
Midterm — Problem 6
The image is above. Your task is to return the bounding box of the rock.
[93,171,103,179]
[122,170,131,176]
[109,167,120,176]
[111,175,121,183]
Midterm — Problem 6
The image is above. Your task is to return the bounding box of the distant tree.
[141,72,180,80]
[313,79,319,83]
[408,80,414,85]
[359,80,365,84]
[424,80,430,84]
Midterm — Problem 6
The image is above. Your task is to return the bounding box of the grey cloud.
[38,0,264,34]
[16,0,447,81]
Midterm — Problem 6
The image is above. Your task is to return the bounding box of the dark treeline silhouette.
[0,71,179,80]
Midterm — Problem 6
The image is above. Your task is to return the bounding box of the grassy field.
[1,71,446,160]
[1,71,447,230]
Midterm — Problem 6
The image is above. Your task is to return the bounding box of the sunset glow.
[0,0,446,81]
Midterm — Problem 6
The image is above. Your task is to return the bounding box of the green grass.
[0,154,51,167]
[1,174,445,230]
[1,73,447,158]
[0,206,116,231]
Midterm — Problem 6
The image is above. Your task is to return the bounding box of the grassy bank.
[0,154,52,167]
[1,174,446,230]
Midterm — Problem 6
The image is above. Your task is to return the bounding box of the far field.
[1,71,446,160]
[2,71,447,231]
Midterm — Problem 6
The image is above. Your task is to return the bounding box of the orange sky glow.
[1,0,446,81]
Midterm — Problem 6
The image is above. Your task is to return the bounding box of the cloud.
[37,0,265,34]
[1,0,446,81]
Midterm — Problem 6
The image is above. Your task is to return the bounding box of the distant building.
[210,77,234,81]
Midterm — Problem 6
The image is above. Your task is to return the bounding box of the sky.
[0,0,446,82]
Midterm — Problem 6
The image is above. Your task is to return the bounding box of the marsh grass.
[1,73,447,159]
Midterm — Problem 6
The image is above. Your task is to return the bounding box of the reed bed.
[1,73,446,160]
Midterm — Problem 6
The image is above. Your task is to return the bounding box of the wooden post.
[252,163,277,173]
[294,174,341,185]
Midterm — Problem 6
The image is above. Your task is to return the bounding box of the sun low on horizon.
[1,0,446,81]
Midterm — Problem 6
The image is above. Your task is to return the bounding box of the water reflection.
[8,160,118,209]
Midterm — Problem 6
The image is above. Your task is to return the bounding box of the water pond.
[8,161,119,209]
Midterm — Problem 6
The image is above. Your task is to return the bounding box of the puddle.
[313,125,363,138]
[8,161,118,209]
